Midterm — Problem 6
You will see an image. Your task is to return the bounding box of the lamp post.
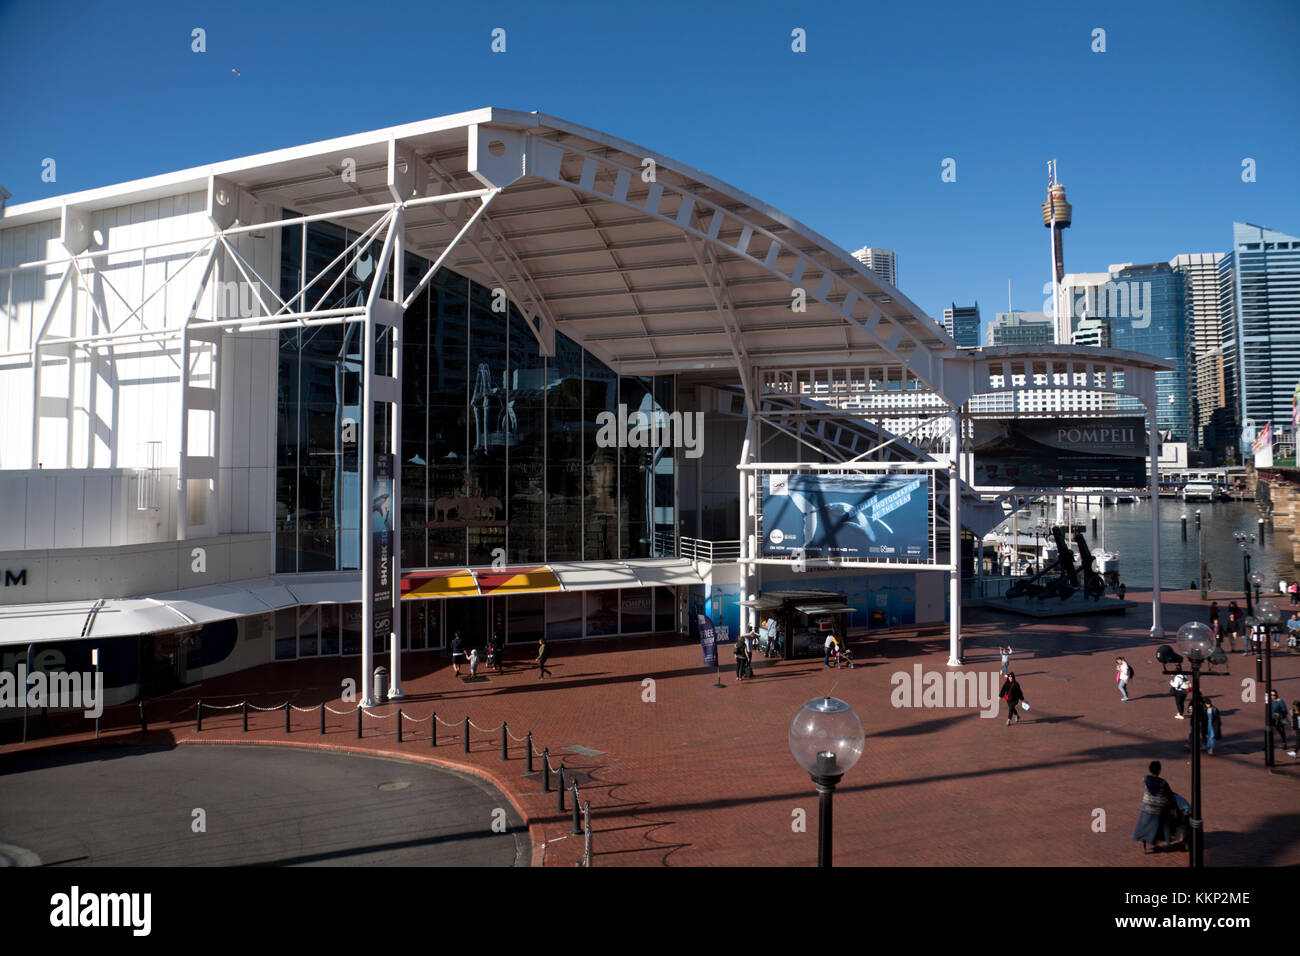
[1249,569,1264,608]
[1239,542,1253,616]
[1256,600,1280,770]
[1176,620,1215,868]
[789,696,865,867]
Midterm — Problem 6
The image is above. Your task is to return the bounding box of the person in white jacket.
[1169,666,1189,719]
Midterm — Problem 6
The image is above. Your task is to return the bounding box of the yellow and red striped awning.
[401,566,562,599]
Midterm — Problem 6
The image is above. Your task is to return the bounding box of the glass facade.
[1106,264,1192,441]
[276,212,676,574]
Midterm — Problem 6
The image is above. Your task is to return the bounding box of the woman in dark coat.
[1133,760,1176,852]
[999,672,1026,725]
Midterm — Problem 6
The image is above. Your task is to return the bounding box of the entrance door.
[444,597,489,653]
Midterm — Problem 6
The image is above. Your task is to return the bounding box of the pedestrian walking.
[1115,656,1132,702]
[734,638,748,681]
[1290,581,1299,606]
[999,645,1012,677]
[1208,601,1219,627]
[491,631,504,673]
[1133,760,1178,854]
[1227,601,1240,651]
[1269,690,1288,752]
[536,637,552,680]
[999,672,1027,726]
[468,647,479,679]
[1188,697,1222,755]
[451,631,465,677]
[1169,666,1189,719]
[1118,582,1127,600]
[743,632,756,679]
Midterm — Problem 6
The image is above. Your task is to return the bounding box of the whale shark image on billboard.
[762,473,930,560]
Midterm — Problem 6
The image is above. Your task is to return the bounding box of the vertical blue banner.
[697,613,718,666]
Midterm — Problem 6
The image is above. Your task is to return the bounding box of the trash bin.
[374,666,389,701]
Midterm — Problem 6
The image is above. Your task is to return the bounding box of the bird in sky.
[232,68,241,76]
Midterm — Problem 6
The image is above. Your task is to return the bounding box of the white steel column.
[1148,405,1163,638]
[739,414,757,635]
[388,209,406,700]
[360,288,377,706]
[948,408,963,665]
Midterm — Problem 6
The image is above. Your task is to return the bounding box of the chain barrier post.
[583,802,592,867]
[501,722,508,761]
[357,706,363,739]
[526,732,534,773]
[397,708,403,743]
[463,716,470,754]
[319,703,325,736]
[557,765,567,812]
[242,700,248,733]
[139,700,147,735]
[430,712,437,748]
[196,700,202,733]
[571,781,581,835]
[284,701,291,734]
[542,748,551,792]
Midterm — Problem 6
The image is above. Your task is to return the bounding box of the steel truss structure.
[0,109,1172,695]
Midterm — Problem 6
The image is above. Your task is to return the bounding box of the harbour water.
[1000,499,1296,593]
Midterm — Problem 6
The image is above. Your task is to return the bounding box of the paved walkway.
[5,589,1297,867]
[0,745,527,866]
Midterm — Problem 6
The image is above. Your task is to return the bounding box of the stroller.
[829,644,855,669]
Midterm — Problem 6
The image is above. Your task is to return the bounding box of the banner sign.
[1253,421,1274,468]
[762,473,929,560]
[372,453,395,641]
[971,417,1147,488]
[698,613,718,667]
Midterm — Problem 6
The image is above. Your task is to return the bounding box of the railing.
[678,537,742,564]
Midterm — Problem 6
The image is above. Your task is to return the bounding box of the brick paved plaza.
[5,588,1297,867]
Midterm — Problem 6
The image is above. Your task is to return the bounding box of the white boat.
[1182,482,1215,501]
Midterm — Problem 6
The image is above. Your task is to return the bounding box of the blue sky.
[2,0,1297,333]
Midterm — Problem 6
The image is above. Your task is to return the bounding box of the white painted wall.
[0,189,280,540]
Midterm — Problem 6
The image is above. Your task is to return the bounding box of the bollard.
[196,700,203,733]
[1091,516,1097,538]
[139,700,147,735]
[357,706,363,739]
[557,765,567,812]
[501,722,508,761]
[430,712,437,748]
[242,700,248,733]
[526,732,534,773]
[583,802,592,866]
[1256,655,1263,682]
[319,703,325,736]
[397,708,403,743]
[284,701,291,733]
[572,782,581,835]
[542,748,551,792]
[463,716,470,754]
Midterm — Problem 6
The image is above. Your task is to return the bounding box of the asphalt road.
[0,744,528,866]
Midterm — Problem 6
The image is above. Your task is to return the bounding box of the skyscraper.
[851,247,897,287]
[1058,264,1192,442]
[943,302,981,348]
[1223,222,1300,449]
[985,311,1053,346]
[1170,253,1226,450]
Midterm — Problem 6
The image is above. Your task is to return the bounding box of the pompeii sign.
[971,416,1148,488]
